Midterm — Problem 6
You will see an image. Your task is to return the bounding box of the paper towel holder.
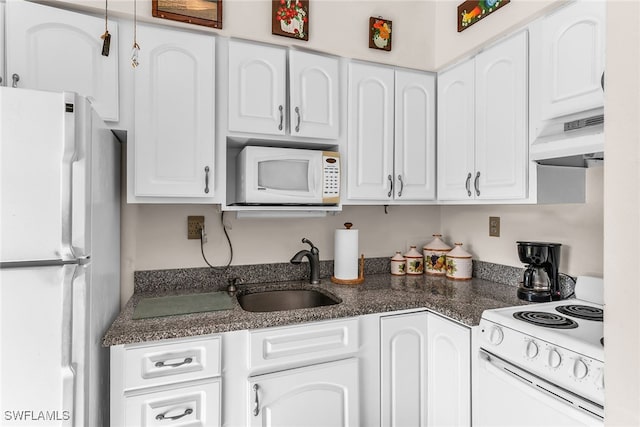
[331,254,365,285]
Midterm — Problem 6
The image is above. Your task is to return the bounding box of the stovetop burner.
[555,304,603,322]
[513,311,579,329]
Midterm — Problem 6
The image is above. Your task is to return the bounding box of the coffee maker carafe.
[516,241,562,302]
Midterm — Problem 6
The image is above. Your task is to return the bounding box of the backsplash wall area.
[120,168,603,305]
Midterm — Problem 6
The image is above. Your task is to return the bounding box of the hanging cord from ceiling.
[199,211,234,272]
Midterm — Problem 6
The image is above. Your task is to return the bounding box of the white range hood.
[530,109,604,167]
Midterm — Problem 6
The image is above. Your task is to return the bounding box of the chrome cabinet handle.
[12,73,20,88]
[601,71,605,91]
[465,173,472,197]
[278,105,284,131]
[253,384,260,416]
[204,166,210,194]
[0,76,3,85]
[294,106,301,132]
[155,357,193,368]
[474,171,481,196]
[156,408,193,421]
[387,174,393,198]
[397,175,404,197]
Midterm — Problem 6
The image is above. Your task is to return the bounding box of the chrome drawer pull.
[155,357,193,368]
[465,173,472,197]
[204,166,210,194]
[156,408,193,421]
[295,106,301,132]
[253,384,260,416]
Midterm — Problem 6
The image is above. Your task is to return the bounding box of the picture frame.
[272,0,309,41]
[152,0,223,29]
[458,0,509,32]
[369,17,392,51]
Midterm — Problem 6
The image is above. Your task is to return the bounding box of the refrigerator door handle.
[61,264,80,427]
[61,93,78,261]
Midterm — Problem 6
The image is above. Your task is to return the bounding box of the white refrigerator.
[0,87,120,426]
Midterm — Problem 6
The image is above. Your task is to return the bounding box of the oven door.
[475,349,603,427]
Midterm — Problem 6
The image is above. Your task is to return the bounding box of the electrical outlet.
[188,216,205,239]
[489,216,500,237]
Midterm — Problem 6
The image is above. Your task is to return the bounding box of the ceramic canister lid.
[424,234,452,251]
[404,245,423,258]
[391,251,406,261]
[447,243,472,258]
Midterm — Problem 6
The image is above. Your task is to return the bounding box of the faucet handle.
[301,238,319,254]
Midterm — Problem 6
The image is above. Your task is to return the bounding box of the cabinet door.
[289,50,340,139]
[532,0,605,124]
[249,358,359,427]
[426,313,470,427]
[380,312,428,427]
[124,379,221,427]
[475,31,528,200]
[5,0,119,121]
[0,2,5,86]
[437,60,475,201]
[347,63,394,200]
[394,70,436,201]
[134,24,215,198]
[228,40,287,135]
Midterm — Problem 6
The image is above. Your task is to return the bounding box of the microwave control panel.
[322,152,340,204]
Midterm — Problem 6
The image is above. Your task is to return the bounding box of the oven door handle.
[478,349,604,421]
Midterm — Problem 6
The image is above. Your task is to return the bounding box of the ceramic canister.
[390,251,406,276]
[445,243,472,280]
[404,246,424,275]
[423,234,452,276]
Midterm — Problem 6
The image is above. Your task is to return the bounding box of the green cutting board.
[133,292,235,319]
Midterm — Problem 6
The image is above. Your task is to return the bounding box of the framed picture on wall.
[272,0,309,41]
[369,17,392,51]
[152,0,223,29]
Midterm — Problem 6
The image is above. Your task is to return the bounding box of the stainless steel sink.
[237,289,340,312]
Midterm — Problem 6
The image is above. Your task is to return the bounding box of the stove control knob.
[571,358,589,380]
[488,325,504,345]
[547,348,562,369]
[525,340,539,359]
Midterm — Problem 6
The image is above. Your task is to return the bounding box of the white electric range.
[475,276,604,426]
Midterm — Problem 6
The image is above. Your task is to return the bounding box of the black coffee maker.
[516,241,562,302]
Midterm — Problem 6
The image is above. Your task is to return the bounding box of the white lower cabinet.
[110,335,222,427]
[426,312,471,427]
[249,358,359,427]
[124,379,220,426]
[380,311,471,427]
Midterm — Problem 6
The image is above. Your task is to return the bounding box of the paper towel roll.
[334,228,359,280]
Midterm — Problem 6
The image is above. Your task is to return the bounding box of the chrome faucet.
[290,238,320,284]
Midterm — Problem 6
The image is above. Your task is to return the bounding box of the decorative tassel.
[100,0,110,56]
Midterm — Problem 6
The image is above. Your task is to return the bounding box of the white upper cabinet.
[134,24,215,199]
[437,60,476,201]
[0,2,5,86]
[530,0,605,127]
[394,70,437,201]
[228,40,339,139]
[5,0,119,121]
[289,50,340,139]
[348,63,436,203]
[228,41,287,136]
[347,63,395,200]
[438,31,528,201]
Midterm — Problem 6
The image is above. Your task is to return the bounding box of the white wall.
[603,2,640,425]
[440,167,603,276]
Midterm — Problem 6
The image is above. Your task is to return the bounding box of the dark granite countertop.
[103,272,525,347]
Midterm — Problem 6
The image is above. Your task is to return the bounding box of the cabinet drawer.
[124,379,220,427]
[249,318,358,371]
[123,336,220,391]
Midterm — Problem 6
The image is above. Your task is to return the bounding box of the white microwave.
[236,146,340,205]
